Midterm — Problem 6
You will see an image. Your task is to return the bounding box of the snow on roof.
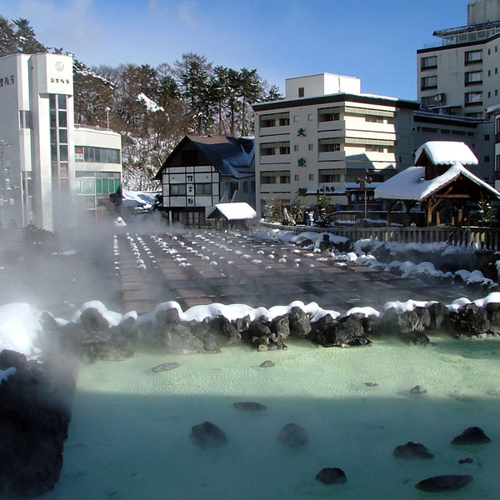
[206,202,257,220]
[122,190,158,208]
[374,163,500,201]
[415,141,478,166]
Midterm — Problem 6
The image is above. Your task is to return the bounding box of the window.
[294,145,299,152]
[485,156,490,162]
[366,145,385,153]
[465,71,482,85]
[421,55,437,70]
[308,144,313,151]
[261,117,276,128]
[421,76,437,90]
[319,170,341,183]
[260,112,289,128]
[465,91,483,106]
[280,174,290,184]
[75,146,120,163]
[195,183,212,195]
[298,87,305,98]
[260,141,290,156]
[170,184,187,196]
[318,138,341,152]
[318,108,340,122]
[485,134,490,141]
[496,155,500,171]
[465,50,483,64]
[365,115,385,123]
[243,181,248,193]
[308,174,314,181]
[294,174,300,181]
[260,173,277,184]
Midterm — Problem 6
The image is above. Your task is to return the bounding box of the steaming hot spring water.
[15,296,494,500]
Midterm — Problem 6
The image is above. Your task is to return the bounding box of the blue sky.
[2,0,468,100]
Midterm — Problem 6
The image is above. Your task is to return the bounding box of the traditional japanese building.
[155,135,255,227]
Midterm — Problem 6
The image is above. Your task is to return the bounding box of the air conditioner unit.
[435,93,446,105]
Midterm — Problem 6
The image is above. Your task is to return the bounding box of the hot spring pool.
[42,336,500,499]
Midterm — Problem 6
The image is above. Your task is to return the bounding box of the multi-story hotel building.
[252,73,418,216]
[417,0,500,183]
[0,52,121,231]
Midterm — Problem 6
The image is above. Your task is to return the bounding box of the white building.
[417,0,500,182]
[252,73,418,216]
[0,52,121,231]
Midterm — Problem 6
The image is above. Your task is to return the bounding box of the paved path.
[114,229,487,315]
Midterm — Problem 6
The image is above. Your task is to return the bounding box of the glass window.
[102,179,108,193]
[58,94,67,109]
[58,111,67,128]
[49,95,56,110]
[59,145,68,161]
[59,163,68,178]
[96,179,102,194]
[59,129,68,143]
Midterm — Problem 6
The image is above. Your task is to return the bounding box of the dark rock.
[277,423,308,447]
[233,402,267,411]
[165,323,204,354]
[260,360,275,368]
[426,302,449,330]
[315,467,347,485]
[447,303,493,337]
[486,302,500,326]
[458,457,474,464]
[309,313,370,347]
[0,349,75,499]
[288,307,311,338]
[80,307,110,333]
[152,362,181,373]
[208,315,241,344]
[190,421,228,448]
[415,474,473,492]
[410,385,427,394]
[364,382,378,387]
[375,307,431,344]
[270,315,290,340]
[451,426,491,445]
[393,442,434,460]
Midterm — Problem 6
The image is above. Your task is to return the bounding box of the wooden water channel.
[113,230,478,316]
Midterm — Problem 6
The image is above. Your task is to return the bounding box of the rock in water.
[451,427,491,445]
[415,475,473,492]
[315,468,347,485]
[277,423,308,447]
[190,421,228,448]
[151,362,180,373]
[260,360,275,368]
[410,385,427,394]
[393,442,434,460]
[233,402,267,411]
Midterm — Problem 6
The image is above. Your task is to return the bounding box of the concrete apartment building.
[0,52,121,231]
[252,73,418,216]
[417,0,500,185]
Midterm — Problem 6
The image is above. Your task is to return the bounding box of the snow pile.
[251,227,498,288]
[0,303,43,359]
[136,93,164,112]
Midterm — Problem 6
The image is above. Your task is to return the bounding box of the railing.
[257,222,500,252]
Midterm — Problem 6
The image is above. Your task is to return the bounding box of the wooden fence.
[258,222,500,252]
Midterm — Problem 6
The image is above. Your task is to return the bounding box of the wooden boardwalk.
[113,230,487,316]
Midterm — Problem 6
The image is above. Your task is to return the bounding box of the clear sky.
[1,0,468,101]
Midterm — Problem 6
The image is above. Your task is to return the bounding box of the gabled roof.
[156,135,255,180]
[374,163,500,202]
[415,141,478,166]
[206,202,257,220]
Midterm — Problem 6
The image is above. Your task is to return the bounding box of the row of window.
[260,109,392,129]
[414,126,475,137]
[75,146,121,164]
[260,171,343,184]
[421,46,498,71]
[169,181,255,196]
[421,69,498,91]
[260,140,394,155]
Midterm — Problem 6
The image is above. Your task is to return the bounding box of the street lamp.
[105,107,110,129]
[355,169,373,220]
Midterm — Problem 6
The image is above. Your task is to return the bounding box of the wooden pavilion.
[374,141,500,226]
